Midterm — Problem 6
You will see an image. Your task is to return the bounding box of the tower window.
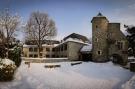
[97,50,102,55]
[95,38,98,42]
[96,25,98,28]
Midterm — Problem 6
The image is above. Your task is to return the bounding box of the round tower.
[91,13,109,62]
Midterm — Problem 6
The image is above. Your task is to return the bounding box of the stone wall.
[68,41,85,61]
[92,17,109,62]
[91,15,128,64]
[108,23,128,65]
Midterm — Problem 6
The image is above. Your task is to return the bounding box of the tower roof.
[91,12,109,22]
[97,12,104,17]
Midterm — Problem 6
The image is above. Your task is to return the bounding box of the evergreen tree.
[125,25,135,56]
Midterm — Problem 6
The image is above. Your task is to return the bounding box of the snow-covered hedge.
[8,46,22,67]
[0,59,16,81]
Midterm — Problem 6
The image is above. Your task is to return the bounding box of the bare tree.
[0,9,20,58]
[25,11,57,58]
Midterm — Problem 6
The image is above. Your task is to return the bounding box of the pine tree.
[125,25,135,56]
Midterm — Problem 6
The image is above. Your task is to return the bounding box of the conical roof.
[91,12,109,22]
[97,12,104,17]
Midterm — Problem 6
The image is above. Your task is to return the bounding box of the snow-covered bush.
[0,59,16,81]
[8,46,22,67]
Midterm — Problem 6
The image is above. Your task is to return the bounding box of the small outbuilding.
[80,44,92,61]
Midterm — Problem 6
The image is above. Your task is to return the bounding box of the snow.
[23,38,90,48]
[128,56,135,62]
[54,38,90,48]
[23,44,37,48]
[128,56,135,60]
[80,44,92,52]
[121,75,135,89]
[23,44,59,48]
[0,59,15,65]
[65,38,88,44]
[0,61,134,89]
[0,59,16,70]
[23,57,68,60]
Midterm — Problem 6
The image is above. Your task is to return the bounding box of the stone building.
[23,40,60,58]
[23,33,91,61]
[53,33,90,61]
[91,13,128,65]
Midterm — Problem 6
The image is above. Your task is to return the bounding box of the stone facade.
[54,41,86,61]
[91,13,109,62]
[23,33,89,61]
[91,13,128,64]
[23,45,55,58]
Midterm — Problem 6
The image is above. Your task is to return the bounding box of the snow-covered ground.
[0,61,134,89]
[121,74,135,89]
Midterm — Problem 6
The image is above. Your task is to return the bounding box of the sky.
[0,0,135,41]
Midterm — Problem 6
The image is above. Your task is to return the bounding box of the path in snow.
[0,61,134,89]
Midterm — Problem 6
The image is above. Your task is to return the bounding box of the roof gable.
[63,33,89,42]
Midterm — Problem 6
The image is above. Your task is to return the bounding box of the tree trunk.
[6,34,9,58]
[38,47,40,58]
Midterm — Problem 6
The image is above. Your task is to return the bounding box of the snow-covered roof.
[80,44,92,53]
[23,44,59,48]
[63,33,89,42]
[128,56,135,60]
[66,38,85,43]
[55,38,90,47]
[23,44,37,48]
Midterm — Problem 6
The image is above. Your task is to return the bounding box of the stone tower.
[91,13,109,62]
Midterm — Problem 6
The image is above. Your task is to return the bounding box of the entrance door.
[82,53,92,61]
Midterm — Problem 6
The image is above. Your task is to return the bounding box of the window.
[40,53,42,57]
[55,48,57,51]
[58,47,60,51]
[56,55,59,58]
[97,50,102,55]
[96,25,98,28]
[34,48,37,52]
[52,48,55,52]
[34,54,38,58]
[64,44,67,50]
[117,41,123,50]
[41,48,43,52]
[52,55,55,58]
[46,48,50,52]
[29,54,33,57]
[64,55,67,57]
[46,55,50,58]
[29,47,33,52]
[61,45,63,51]
[95,38,98,42]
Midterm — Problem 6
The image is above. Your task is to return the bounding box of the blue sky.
[0,0,135,41]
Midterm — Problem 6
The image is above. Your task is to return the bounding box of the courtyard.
[0,61,134,89]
